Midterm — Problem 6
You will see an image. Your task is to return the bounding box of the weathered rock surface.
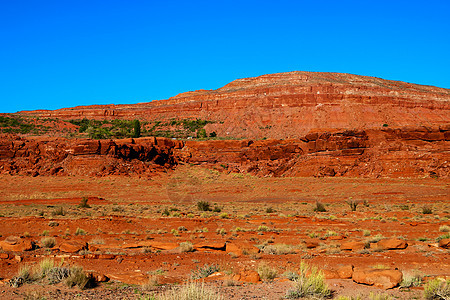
[232,269,261,283]
[0,236,34,252]
[340,241,366,251]
[376,239,408,250]
[58,241,87,253]
[438,238,450,249]
[337,265,354,279]
[352,268,403,289]
[1,125,448,178]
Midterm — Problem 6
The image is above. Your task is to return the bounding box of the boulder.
[58,241,87,253]
[0,236,34,252]
[304,239,320,249]
[232,270,261,283]
[376,239,408,250]
[337,265,354,279]
[438,238,450,249]
[322,269,339,279]
[340,241,365,251]
[86,271,109,282]
[352,268,403,289]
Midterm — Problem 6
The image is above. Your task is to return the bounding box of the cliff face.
[1,125,448,178]
[19,72,450,139]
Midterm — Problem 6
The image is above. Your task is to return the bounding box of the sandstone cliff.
[19,71,450,139]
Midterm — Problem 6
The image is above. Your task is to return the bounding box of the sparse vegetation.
[423,278,450,300]
[179,241,194,252]
[439,225,450,232]
[285,261,331,299]
[52,207,65,216]
[75,228,86,236]
[346,199,359,211]
[422,205,433,214]
[9,259,90,289]
[157,281,223,300]
[79,197,91,208]
[257,262,277,281]
[41,237,56,248]
[191,264,220,279]
[197,201,211,211]
[313,201,327,212]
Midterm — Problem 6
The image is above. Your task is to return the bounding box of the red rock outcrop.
[0,123,448,178]
[18,72,450,139]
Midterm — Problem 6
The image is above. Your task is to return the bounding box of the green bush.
[197,201,211,212]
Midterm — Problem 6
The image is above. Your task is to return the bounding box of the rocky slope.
[1,125,448,178]
[19,71,450,139]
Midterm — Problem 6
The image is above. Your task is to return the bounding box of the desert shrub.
[79,197,91,208]
[400,271,423,288]
[266,207,275,213]
[285,261,331,299]
[257,262,277,281]
[213,206,222,213]
[423,279,450,300]
[436,234,450,242]
[41,230,49,236]
[363,230,371,236]
[48,221,59,227]
[336,294,393,300]
[75,228,86,236]
[41,237,56,248]
[346,200,359,212]
[65,266,94,289]
[219,213,229,219]
[260,243,295,255]
[399,204,410,210]
[422,205,433,214]
[191,264,220,279]
[89,237,105,245]
[142,275,160,291]
[158,281,223,300]
[366,233,384,243]
[46,266,71,284]
[52,207,65,216]
[439,225,450,232]
[162,208,170,216]
[216,228,226,236]
[257,225,270,232]
[9,265,33,287]
[313,202,327,212]
[179,241,194,253]
[283,271,299,281]
[197,201,211,212]
[367,293,394,300]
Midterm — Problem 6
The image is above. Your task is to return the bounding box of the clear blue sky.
[1,0,449,113]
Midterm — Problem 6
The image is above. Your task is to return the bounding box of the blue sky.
[1,0,449,113]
